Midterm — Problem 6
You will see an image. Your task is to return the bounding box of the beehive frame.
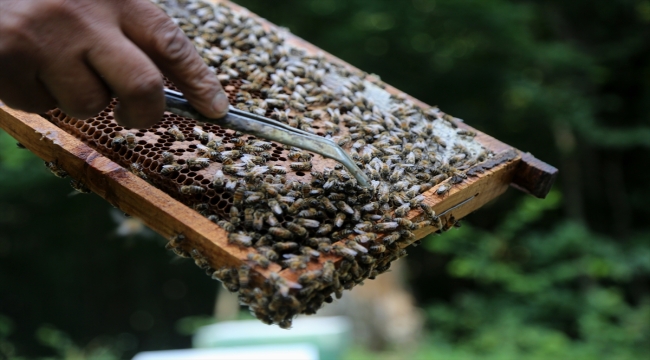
[0,0,557,327]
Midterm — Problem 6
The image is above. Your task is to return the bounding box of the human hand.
[0,0,229,128]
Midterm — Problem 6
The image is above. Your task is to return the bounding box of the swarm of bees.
[43,0,501,328]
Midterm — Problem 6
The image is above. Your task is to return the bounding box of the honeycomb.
[43,0,498,328]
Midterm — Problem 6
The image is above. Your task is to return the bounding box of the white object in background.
[132,343,319,360]
[193,316,351,360]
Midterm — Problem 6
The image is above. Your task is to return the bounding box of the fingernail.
[211,90,229,118]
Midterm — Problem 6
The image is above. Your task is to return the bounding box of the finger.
[39,57,111,119]
[86,30,165,129]
[0,72,56,114]
[0,40,56,113]
[120,0,228,119]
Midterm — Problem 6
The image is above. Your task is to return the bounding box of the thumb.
[119,0,229,119]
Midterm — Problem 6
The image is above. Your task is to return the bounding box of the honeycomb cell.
[176,175,186,183]
[217,200,228,209]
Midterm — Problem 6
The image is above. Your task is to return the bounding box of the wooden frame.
[0,0,557,289]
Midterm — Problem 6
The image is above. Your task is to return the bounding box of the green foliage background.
[2,0,650,358]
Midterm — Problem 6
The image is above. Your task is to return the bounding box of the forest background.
[1,0,650,358]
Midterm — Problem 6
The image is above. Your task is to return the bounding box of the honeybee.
[167,125,185,141]
[310,223,331,236]
[383,232,401,245]
[286,222,308,238]
[289,150,311,161]
[193,126,209,142]
[238,264,251,288]
[165,233,184,249]
[196,144,219,160]
[354,232,378,243]
[412,220,432,230]
[253,210,265,231]
[321,260,336,284]
[212,170,225,189]
[282,255,308,272]
[457,129,477,137]
[270,165,287,174]
[287,198,306,215]
[244,208,254,228]
[361,202,379,212]
[165,233,189,257]
[436,183,451,196]
[271,108,290,122]
[269,226,294,239]
[267,199,283,215]
[290,162,312,171]
[245,192,264,204]
[233,186,246,206]
[369,244,386,254]
[336,201,354,215]
[44,161,68,178]
[111,133,125,147]
[228,232,253,247]
[217,220,236,232]
[374,222,399,232]
[207,215,219,223]
[295,218,320,228]
[331,243,357,261]
[334,212,346,228]
[180,185,205,195]
[187,157,211,169]
[298,270,322,285]
[160,151,175,165]
[129,163,147,180]
[70,179,91,194]
[400,229,415,239]
[191,249,210,269]
[312,198,335,215]
[126,133,136,149]
[394,203,411,217]
[247,253,270,269]
[419,203,436,220]
[273,241,299,252]
[394,218,413,229]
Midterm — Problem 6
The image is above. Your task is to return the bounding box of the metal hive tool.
[162,89,371,188]
[0,0,557,329]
